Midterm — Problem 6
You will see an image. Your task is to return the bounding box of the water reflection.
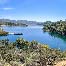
[49,32,66,42]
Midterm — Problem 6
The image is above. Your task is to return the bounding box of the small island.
[0,28,23,36]
[0,28,8,36]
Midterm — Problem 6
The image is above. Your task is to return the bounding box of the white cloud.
[3,7,14,10]
[0,7,14,10]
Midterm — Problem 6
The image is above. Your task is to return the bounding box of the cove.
[0,26,66,51]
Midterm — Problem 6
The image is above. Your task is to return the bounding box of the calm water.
[0,26,66,51]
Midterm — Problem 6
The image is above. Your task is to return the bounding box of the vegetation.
[0,22,28,27]
[0,19,43,26]
[43,20,66,35]
[0,28,8,36]
[0,38,66,66]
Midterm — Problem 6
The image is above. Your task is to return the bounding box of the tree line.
[43,20,66,35]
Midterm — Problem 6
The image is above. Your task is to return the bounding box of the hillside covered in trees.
[0,19,43,26]
[43,20,66,35]
[0,38,66,66]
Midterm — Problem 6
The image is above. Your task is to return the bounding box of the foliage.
[0,38,66,66]
[43,20,66,35]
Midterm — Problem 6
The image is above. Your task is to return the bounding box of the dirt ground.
[54,60,66,66]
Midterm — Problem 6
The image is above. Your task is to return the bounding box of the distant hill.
[17,20,44,26]
[0,19,27,26]
[0,19,44,26]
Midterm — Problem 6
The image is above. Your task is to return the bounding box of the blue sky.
[0,0,66,22]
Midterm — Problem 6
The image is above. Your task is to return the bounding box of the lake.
[0,26,66,51]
